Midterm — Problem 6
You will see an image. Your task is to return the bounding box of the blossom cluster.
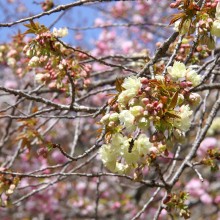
[99,61,202,174]
[167,61,201,86]
[52,27,68,38]
[22,23,91,90]
[0,34,29,77]
[99,133,152,174]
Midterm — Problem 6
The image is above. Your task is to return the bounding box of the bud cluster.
[167,38,210,63]
[23,26,91,90]
[204,0,219,9]
[0,173,20,206]
[171,0,220,49]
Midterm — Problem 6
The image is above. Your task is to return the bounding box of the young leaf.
[115,78,124,92]
[168,91,179,109]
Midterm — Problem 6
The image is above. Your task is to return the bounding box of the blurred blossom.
[185,179,212,204]
[208,117,220,135]
[94,18,104,26]
[75,32,83,40]
[200,193,213,204]
[112,201,121,209]
[53,27,68,38]
[76,182,87,194]
[160,209,168,217]
[82,204,95,215]
[132,14,144,23]
[121,40,134,53]
[4,80,17,89]
[197,137,217,158]
[92,63,107,71]
[214,195,220,203]
[51,150,67,164]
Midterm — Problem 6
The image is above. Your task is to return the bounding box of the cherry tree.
[0,0,219,219]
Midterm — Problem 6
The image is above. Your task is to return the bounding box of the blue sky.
[0,0,101,47]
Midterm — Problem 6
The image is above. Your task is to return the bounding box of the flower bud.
[206,2,211,7]
[58,64,64,70]
[37,147,48,158]
[23,45,29,53]
[109,113,119,122]
[143,110,148,116]
[173,129,184,140]
[138,117,149,130]
[158,144,166,152]
[170,3,177,8]
[142,98,149,105]
[108,121,115,128]
[161,96,168,104]
[186,81,193,87]
[35,73,44,83]
[211,2,217,8]
[140,77,149,84]
[155,75,165,81]
[153,101,158,107]
[146,103,153,110]
[144,87,151,92]
[157,103,163,110]
[130,106,144,117]
[188,93,201,107]
[7,58,16,67]
[177,94,184,105]
[149,146,158,153]
[100,113,110,124]
[180,81,188,88]
[6,184,16,195]
[0,45,6,51]
[53,27,68,38]
[128,98,138,107]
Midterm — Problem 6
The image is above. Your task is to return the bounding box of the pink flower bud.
[211,2,217,8]
[157,103,163,110]
[180,81,188,88]
[149,146,158,153]
[188,93,201,107]
[37,147,48,158]
[141,78,149,84]
[144,87,151,92]
[170,3,177,8]
[153,101,158,107]
[186,81,193,87]
[112,201,121,209]
[142,98,149,105]
[146,104,153,110]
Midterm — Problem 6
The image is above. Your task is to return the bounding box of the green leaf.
[30,20,37,30]
[168,91,179,109]
[165,111,181,119]
[169,12,186,25]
